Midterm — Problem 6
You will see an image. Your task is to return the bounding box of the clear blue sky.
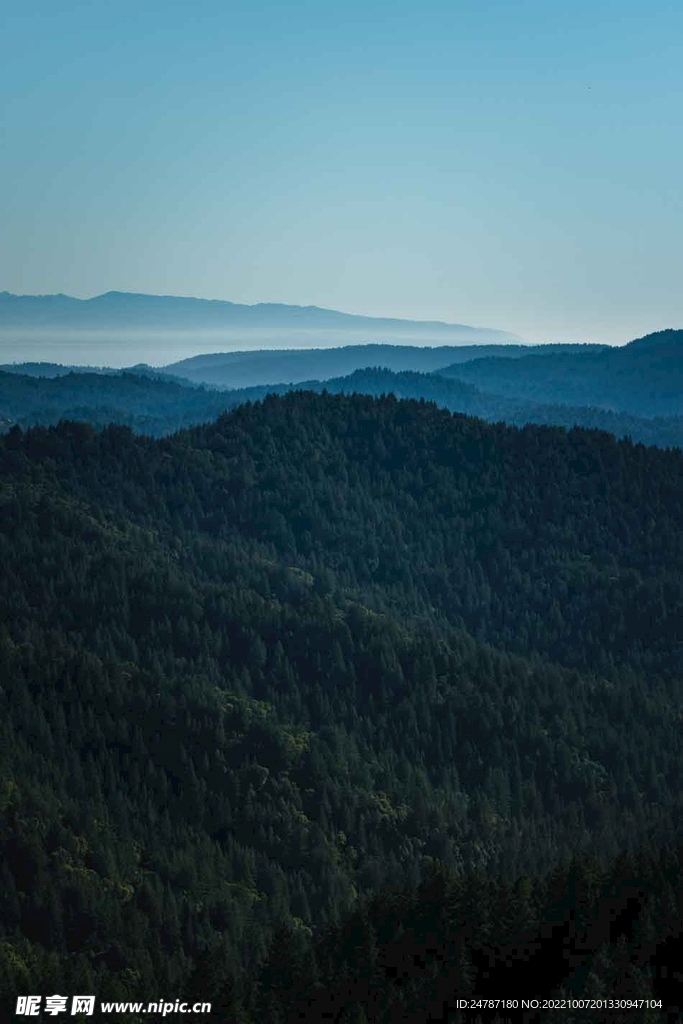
[2,0,681,343]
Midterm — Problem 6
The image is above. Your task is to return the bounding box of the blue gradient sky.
[2,1,681,343]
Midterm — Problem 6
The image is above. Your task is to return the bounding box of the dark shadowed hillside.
[1,392,683,1017]
[0,369,233,435]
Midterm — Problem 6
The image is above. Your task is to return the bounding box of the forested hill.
[5,363,683,449]
[0,369,235,435]
[159,393,683,679]
[161,342,600,388]
[3,393,683,1017]
[440,329,683,416]
[303,368,683,449]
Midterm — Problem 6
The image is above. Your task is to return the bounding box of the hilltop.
[441,329,683,416]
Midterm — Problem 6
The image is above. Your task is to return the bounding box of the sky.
[1,0,682,345]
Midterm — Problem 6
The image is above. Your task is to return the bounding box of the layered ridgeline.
[5,356,683,449]
[440,329,683,417]
[159,342,599,389]
[2,392,683,1017]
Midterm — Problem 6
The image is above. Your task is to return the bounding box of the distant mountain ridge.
[4,325,683,439]
[0,290,517,340]
[439,328,683,417]
[162,342,604,388]
[5,361,683,449]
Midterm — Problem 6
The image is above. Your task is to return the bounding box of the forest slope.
[441,329,683,416]
[4,364,683,449]
[2,394,683,1015]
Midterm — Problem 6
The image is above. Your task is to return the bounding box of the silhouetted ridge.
[0,289,517,339]
[624,328,683,350]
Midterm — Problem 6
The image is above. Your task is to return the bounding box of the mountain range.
[160,341,603,389]
[3,330,683,448]
[440,328,683,416]
[0,290,518,343]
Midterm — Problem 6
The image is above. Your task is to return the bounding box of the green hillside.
[2,393,683,1018]
[441,330,683,416]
